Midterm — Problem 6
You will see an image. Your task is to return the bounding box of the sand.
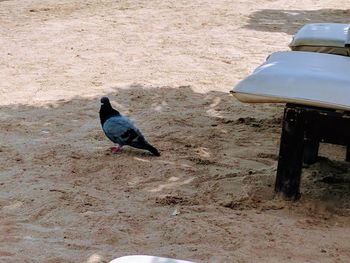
[0,0,350,262]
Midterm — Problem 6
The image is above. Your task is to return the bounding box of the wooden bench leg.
[303,138,319,165]
[346,145,350,162]
[275,107,304,200]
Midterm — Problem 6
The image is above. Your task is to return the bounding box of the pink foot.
[110,146,121,154]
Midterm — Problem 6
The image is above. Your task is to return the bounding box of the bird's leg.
[110,144,122,154]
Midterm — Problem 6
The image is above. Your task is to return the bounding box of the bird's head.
[100,96,110,106]
[99,96,120,125]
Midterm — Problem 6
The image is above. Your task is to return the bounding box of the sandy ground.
[1,0,350,262]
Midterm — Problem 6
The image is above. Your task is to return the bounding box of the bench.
[231,49,350,200]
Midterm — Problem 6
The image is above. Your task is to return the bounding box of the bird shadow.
[244,8,350,35]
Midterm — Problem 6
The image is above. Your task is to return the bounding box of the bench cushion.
[109,255,197,263]
[231,51,350,111]
[289,23,350,56]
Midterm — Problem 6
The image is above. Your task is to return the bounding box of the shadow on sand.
[1,84,349,262]
[244,8,350,35]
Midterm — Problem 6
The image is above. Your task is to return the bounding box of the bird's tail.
[145,143,160,156]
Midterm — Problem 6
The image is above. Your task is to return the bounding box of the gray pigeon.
[99,96,160,156]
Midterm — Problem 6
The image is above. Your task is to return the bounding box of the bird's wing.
[103,116,143,145]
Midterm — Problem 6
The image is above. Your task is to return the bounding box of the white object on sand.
[231,51,350,111]
[171,208,180,216]
[289,23,350,55]
[109,255,198,263]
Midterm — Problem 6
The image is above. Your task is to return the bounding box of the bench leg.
[275,107,304,200]
[303,138,319,165]
[346,145,350,162]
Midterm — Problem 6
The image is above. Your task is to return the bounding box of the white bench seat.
[289,23,350,56]
[109,255,198,263]
[231,51,350,111]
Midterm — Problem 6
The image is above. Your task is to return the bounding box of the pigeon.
[99,96,160,156]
